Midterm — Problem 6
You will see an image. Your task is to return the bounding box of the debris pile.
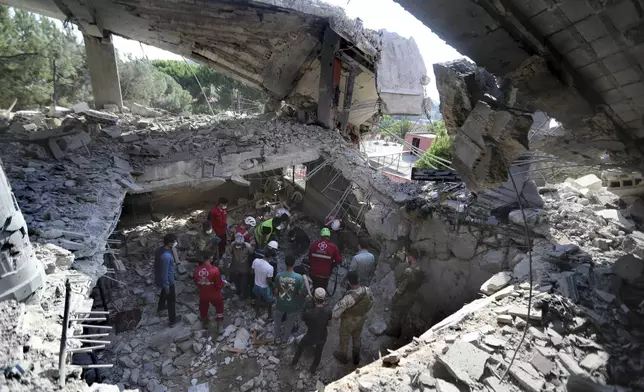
[326,172,644,391]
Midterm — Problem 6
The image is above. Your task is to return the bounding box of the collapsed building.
[1,1,644,392]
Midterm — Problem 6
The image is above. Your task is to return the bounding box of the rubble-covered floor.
[96,198,398,392]
[327,175,644,392]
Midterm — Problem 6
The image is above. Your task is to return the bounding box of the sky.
[111,0,464,99]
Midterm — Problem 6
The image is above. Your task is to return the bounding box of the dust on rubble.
[326,173,644,392]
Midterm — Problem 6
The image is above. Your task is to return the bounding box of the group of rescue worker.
[153,196,421,373]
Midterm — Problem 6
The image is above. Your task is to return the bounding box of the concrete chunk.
[530,352,554,375]
[595,209,635,231]
[497,314,513,325]
[484,377,512,392]
[558,352,588,376]
[508,306,542,321]
[509,362,544,392]
[435,379,460,392]
[580,352,608,372]
[480,271,512,295]
[574,174,602,191]
[437,340,490,385]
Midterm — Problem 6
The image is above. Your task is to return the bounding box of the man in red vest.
[308,227,342,290]
[193,250,225,328]
[208,197,228,259]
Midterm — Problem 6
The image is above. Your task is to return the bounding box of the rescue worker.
[252,248,275,319]
[349,238,376,286]
[291,287,331,373]
[307,228,342,290]
[154,233,178,327]
[208,197,228,258]
[274,208,290,237]
[287,225,310,258]
[193,221,221,259]
[266,240,279,272]
[229,232,254,299]
[332,271,374,365]
[193,250,225,329]
[234,216,256,245]
[254,215,286,250]
[273,255,304,345]
[385,256,425,339]
[324,216,342,251]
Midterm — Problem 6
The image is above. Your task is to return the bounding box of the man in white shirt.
[252,249,275,319]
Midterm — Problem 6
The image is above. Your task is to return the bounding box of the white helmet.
[330,219,341,231]
[314,287,326,300]
[267,240,278,250]
[244,216,257,227]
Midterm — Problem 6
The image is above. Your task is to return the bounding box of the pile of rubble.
[327,172,644,392]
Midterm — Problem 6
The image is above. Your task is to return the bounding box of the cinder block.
[591,36,620,58]
[574,16,607,42]
[566,47,594,68]
[603,52,630,73]
[621,81,644,98]
[617,110,639,123]
[577,62,605,81]
[557,1,594,24]
[590,75,616,93]
[601,89,623,104]
[606,1,640,30]
[547,29,582,52]
[513,0,548,17]
[531,10,566,36]
[614,68,641,86]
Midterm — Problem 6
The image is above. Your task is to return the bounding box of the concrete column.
[317,26,341,129]
[84,34,123,111]
[0,159,45,302]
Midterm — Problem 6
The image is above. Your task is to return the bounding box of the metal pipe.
[71,333,110,338]
[72,339,111,345]
[66,345,106,353]
[58,280,71,387]
[73,311,110,315]
[78,324,112,330]
[68,318,106,322]
[80,364,114,369]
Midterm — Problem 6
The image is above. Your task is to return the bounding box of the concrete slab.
[530,352,554,375]
[508,306,542,321]
[558,352,588,376]
[437,340,490,385]
[580,352,609,372]
[435,379,460,392]
[480,271,512,295]
[509,362,544,392]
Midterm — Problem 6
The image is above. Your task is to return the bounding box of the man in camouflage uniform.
[385,255,425,339]
[332,271,374,365]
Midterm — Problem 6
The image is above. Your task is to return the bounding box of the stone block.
[508,306,542,321]
[437,340,490,385]
[59,131,91,152]
[595,209,635,231]
[497,314,513,325]
[574,16,606,42]
[591,36,620,59]
[509,362,544,392]
[558,352,588,376]
[580,352,608,372]
[573,174,602,191]
[480,271,512,295]
[435,379,460,392]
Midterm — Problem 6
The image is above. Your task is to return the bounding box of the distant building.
[403,132,436,153]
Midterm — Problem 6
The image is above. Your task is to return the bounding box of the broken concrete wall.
[376,31,428,115]
[435,60,532,191]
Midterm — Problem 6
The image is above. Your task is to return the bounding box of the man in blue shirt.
[154,233,178,327]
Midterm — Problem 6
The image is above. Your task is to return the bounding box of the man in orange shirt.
[193,250,225,328]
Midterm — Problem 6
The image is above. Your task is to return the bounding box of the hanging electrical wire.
[182,56,216,117]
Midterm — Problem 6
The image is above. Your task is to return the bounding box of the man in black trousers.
[154,233,178,327]
[291,287,331,373]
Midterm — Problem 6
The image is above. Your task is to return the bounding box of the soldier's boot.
[352,350,360,365]
[333,351,348,364]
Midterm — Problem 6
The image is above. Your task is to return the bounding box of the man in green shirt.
[273,255,304,345]
[193,222,220,259]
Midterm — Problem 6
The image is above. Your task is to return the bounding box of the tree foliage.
[151,60,265,114]
[377,115,414,140]
[119,57,192,114]
[0,6,91,109]
[415,120,453,169]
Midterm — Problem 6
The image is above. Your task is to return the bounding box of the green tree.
[415,120,453,169]
[151,59,265,114]
[118,57,192,113]
[0,6,90,109]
